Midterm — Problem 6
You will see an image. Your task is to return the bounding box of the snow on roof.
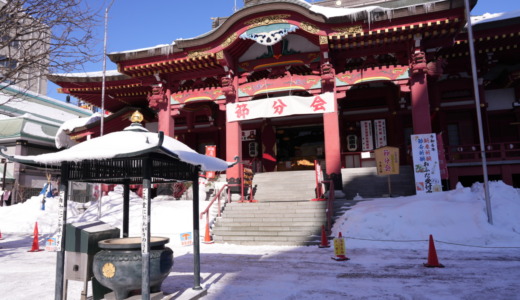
[11,123,232,171]
[55,113,102,149]
[471,10,520,26]
[50,70,123,78]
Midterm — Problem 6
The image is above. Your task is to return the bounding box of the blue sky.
[47,0,520,102]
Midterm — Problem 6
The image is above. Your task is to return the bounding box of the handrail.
[200,183,230,234]
[446,141,520,163]
[322,180,335,233]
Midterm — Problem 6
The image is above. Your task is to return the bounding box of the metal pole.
[141,158,152,299]
[192,167,202,290]
[101,0,116,137]
[55,162,69,300]
[463,0,493,224]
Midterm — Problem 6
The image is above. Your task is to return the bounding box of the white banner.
[226,93,335,122]
[374,119,387,149]
[411,134,442,194]
[360,120,374,151]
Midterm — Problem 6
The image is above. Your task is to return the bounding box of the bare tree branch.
[0,0,101,102]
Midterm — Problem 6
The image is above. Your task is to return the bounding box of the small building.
[0,83,92,203]
[49,0,520,192]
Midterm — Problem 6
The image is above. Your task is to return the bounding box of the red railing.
[446,141,520,163]
[322,180,335,234]
[200,183,231,234]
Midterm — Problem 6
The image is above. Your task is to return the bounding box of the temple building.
[49,0,520,193]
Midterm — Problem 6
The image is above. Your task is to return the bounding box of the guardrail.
[446,142,520,163]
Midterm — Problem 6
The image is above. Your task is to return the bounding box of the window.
[0,55,18,69]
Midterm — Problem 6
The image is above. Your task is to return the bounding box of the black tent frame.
[1,134,205,300]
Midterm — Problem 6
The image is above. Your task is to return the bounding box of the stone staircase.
[211,167,416,245]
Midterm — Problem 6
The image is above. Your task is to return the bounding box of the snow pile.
[1,180,519,249]
[332,181,520,248]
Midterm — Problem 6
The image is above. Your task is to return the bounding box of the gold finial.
[130,110,144,123]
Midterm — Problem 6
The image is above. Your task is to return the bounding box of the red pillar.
[323,108,342,183]
[410,51,432,134]
[410,72,432,134]
[158,89,174,137]
[226,119,242,192]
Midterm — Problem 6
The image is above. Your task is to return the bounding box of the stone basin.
[92,237,173,300]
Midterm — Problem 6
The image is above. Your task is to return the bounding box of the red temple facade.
[49,0,520,192]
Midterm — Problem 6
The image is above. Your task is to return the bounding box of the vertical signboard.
[411,134,442,193]
[55,191,65,251]
[141,187,149,254]
[374,146,399,175]
[205,145,217,179]
[374,119,387,149]
[360,120,374,151]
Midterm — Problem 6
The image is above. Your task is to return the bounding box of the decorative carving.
[299,22,320,34]
[187,48,211,59]
[216,51,224,60]
[411,51,427,74]
[331,25,363,36]
[319,35,329,45]
[102,262,116,278]
[426,57,446,77]
[148,84,168,110]
[244,14,290,28]
[321,62,335,83]
[220,33,238,49]
[220,75,236,97]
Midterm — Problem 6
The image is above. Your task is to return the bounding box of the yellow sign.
[333,237,346,256]
[374,146,400,175]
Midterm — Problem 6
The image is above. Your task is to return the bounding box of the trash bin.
[64,220,120,300]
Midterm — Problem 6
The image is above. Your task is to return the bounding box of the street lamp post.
[464,0,493,224]
[101,0,116,137]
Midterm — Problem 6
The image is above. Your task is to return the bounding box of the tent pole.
[192,167,202,290]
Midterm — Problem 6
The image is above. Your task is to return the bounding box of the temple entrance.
[275,125,324,171]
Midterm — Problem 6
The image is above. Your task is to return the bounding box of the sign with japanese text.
[436,133,449,180]
[360,120,374,151]
[411,134,443,194]
[205,145,217,179]
[374,119,387,149]
[141,187,149,254]
[55,191,65,251]
[226,92,335,122]
[374,146,399,175]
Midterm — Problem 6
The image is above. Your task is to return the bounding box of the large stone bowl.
[92,237,173,300]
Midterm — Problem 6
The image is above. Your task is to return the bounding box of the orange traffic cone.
[423,234,443,268]
[28,222,44,252]
[318,225,330,248]
[202,222,214,244]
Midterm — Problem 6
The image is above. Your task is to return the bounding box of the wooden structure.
[48,0,520,190]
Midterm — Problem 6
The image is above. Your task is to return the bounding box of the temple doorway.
[275,124,324,171]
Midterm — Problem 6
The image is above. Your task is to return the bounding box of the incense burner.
[92,237,173,300]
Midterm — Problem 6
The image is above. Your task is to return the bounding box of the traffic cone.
[202,222,214,244]
[318,225,330,248]
[331,232,350,261]
[28,222,44,252]
[423,234,443,268]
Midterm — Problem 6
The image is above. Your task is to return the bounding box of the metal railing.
[200,183,231,236]
[446,141,520,163]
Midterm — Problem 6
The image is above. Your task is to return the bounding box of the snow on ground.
[1,181,519,299]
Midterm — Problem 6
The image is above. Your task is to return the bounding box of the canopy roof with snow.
[0,111,236,184]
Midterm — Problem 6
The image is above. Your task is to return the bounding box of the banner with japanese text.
[205,145,217,179]
[226,92,335,122]
[360,120,374,151]
[411,134,442,194]
[374,119,387,149]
